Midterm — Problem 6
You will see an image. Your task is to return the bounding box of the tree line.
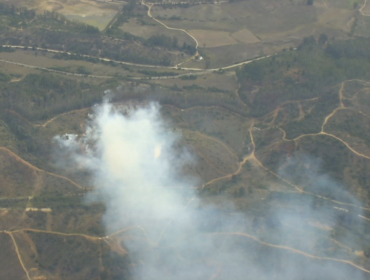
[0,3,192,66]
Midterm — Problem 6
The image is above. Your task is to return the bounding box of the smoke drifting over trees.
[54,100,370,280]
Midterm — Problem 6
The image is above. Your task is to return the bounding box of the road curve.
[142,1,199,53]
[0,147,87,190]
[360,0,370,16]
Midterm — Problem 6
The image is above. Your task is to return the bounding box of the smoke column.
[55,100,369,280]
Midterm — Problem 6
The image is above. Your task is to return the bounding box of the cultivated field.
[2,0,121,30]
[148,0,355,67]
[231,29,260,44]
[120,18,195,45]
[0,50,131,78]
[189,29,238,47]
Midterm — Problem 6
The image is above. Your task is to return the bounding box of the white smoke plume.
[54,100,370,280]
[55,100,196,231]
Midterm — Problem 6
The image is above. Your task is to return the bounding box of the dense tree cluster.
[144,34,196,55]
[307,0,314,5]
[236,35,370,117]
[325,37,370,61]
[0,3,35,17]
[0,73,102,121]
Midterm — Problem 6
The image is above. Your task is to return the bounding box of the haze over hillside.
[1,0,370,279]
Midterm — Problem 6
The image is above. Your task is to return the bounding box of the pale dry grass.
[188,30,238,47]
[0,50,130,78]
[16,0,119,30]
[231,29,260,44]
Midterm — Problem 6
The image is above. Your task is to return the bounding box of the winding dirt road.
[360,0,370,16]
[4,232,32,280]
[211,232,370,274]
[34,107,89,128]
[1,53,370,279]
[0,147,86,190]
[142,1,199,54]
